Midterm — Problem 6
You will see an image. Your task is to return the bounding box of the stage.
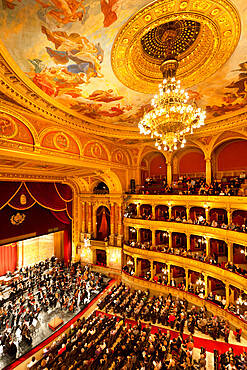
[1,276,111,370]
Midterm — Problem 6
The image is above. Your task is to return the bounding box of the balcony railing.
[122,271,247,338]
[125,194,247,209]
[124,218,247,245]
[123,244,247,291]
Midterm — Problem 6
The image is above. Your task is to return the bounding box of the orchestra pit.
[1,0,247,369]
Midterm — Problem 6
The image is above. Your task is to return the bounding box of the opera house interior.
[1,0,247,369]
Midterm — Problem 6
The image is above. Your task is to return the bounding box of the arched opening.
[209,208,228,226]
[93,182,109,195]
[96,206,110,241]
[96,249,106,266]
[217,139,247,176]
[178,150,206,178]
[140,152,167,186]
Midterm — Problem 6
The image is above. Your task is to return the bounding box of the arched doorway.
[96,206,110,241]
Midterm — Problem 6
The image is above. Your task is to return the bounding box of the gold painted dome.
[111,0,241,94]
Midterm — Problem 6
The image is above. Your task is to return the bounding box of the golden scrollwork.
[0,114,18,138]
[111,0,241,94]
[10,212,26,225]
[53,132,69,151]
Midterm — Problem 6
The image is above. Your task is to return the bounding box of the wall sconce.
[196,277,205,286]
[240,246,247,256]
[198,238,206,245]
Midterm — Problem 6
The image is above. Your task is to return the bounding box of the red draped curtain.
[0,243,17,276]
[97,206,110,240]
[0,181,73,268]
[0,181,73,222]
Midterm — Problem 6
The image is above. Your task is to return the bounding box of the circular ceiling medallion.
[0,114,18,138]
[53,132,69,151]
[141,19,200,60]
[111,0,241,94]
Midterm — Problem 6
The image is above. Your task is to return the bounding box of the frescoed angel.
[42,26,104,82]
[87,89,124,103]
[100,0,123,27]
[2,0,21,9]
[35,0,86,25]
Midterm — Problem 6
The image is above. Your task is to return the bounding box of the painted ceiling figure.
[100,0,122,27]
[35,0,85,24]
[42,26,104,80]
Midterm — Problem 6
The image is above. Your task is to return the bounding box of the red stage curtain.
[0,182,22,210]
[9,183,36,209]
[0,243,17,276]
[26,182,67,210]
[0,181,73,214]
[51,210,71,225]
[55,183,73,201]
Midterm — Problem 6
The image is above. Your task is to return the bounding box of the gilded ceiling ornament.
[20,194,27,205]
[111,0,241,93]
[10,212,26,225]
[91,143,102,158]
[53,132,69,151]
[116,150,123,162]
[0,114,18,138]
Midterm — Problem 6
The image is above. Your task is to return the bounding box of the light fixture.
[138,28,206,152]
[240,246,247,256]
[196,274,205,286]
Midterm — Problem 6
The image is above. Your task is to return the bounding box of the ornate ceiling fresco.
[0,0,246,130]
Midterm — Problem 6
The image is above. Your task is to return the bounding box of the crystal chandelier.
[138,30,206,152]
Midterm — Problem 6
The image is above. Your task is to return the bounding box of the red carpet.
[5,279,116,370]
[96,311,247,356]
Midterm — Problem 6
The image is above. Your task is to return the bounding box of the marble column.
[152,229,156,248]
[186,233,191,251]
[152,204,156,220]
[134,256,138,276]
[81,201,86,233]
[227,208,232,225]
[137,203,141,218]
[168,232,172,250]
[205,207,210,223]
[110,202,115,236]
[117,203,123,236]
[204,274,208,298]
[167,263,171,285]
[227,241,233,262]
[225,283,230,306]
[136,227,141,243]
[168,205,172,219]
[167,162,172,186]
[150,261,154,280]
[185,268,189,291]
[186,206,190,221]
[205,237,210,258]
[205,157,212,185]
[87,202,92,233]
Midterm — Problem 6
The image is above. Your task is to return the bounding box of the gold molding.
[123,244,246,291]
[111,0,241,93]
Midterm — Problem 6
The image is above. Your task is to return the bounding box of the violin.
[69,302,74,311]
[62,297,69,309]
